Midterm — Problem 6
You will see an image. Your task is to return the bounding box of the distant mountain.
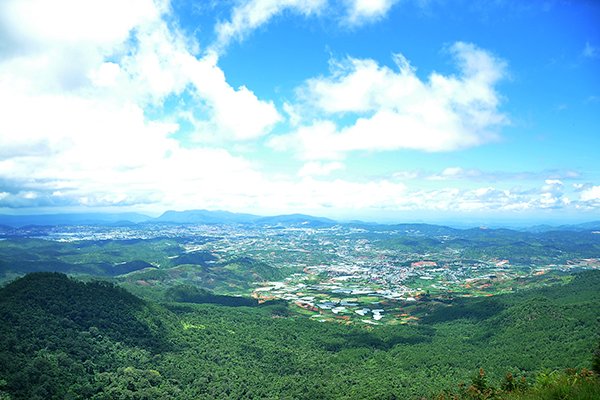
[0,209,337,228]
[255,213,336,227]
[347,222,460,236]
[154,209,260,224]
[153,209,337,227]
[523,224,556,233]
[524,220,600,233]
[2,209,599,232]
[0,212,151,227]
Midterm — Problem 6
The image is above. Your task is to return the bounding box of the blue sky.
[0,0,598,224]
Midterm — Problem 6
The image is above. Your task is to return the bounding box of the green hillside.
[0,239,287,294]
[0,271,599,399]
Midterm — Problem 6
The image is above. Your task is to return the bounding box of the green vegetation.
[0,223,599,398]
[165,284,258,306]
[433,368,600,400]
[0,238,287,294]
[0,271,599,399]
[0,238,179,277]
[370,227,600,263]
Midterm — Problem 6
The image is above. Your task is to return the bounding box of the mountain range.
[0,210,336,228]
[0,209,599,231]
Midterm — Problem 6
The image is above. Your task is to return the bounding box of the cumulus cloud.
[270,42,508,159]
[0,0,281,140]
[581,186,600,203]
[0,0,284,211]
[536,179,571,209]
[344,0,399,25]
[184,53,282,140]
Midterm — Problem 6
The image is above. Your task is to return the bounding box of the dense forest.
[0,271,599,399]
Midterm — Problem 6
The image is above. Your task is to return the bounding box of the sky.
[0,0,599,224]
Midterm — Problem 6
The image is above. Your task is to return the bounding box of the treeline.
[165,284,258,306]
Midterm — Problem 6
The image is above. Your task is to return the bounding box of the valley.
[1,218,599,326]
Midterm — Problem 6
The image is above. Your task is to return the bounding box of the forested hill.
[0,272,599,399]
[0,273,170,351]
[0,273,174,399]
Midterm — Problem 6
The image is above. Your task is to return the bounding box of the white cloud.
[212,0,402,53]
[544,179,563,186]
[0,0,164,47]
[283,102,302,126]
[185,53,282,140]
[0,0,170,96]
[0,2,596,218]
[0,0,284,211]
[541,179,565,199]
[272,42,508,159]
[441,167,465,178]
[428,167,484,181]
[396,167,584,184]
[271,178,408,210]
[539,192,558,208]
[213,0,326,52]
[344,0,399,25]
[393,170,422,180]
[581,186,600,202]
[0,0,281,140]
[534,179,571,209]
[583,42,599,59]
[298,161,345,177]
[269,120,344,160]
